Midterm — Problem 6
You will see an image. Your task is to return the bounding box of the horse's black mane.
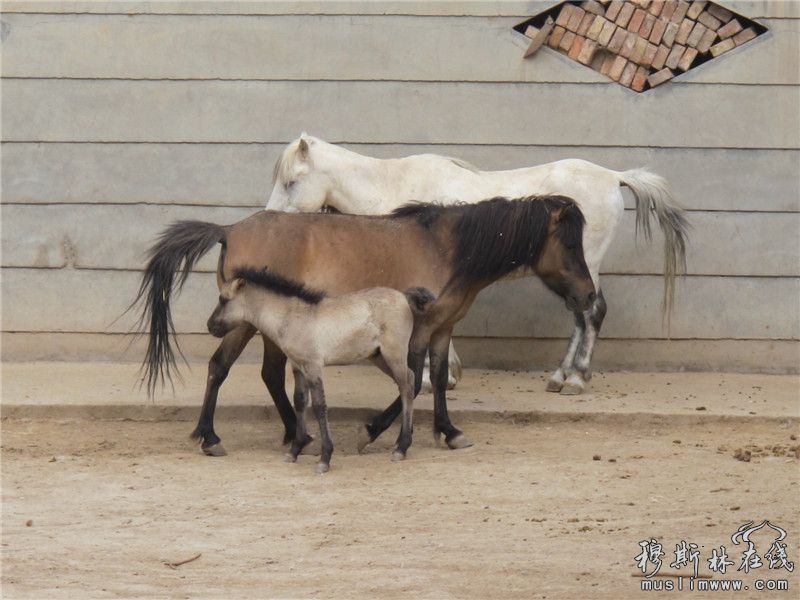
[392,195,585,285]
[234,267,325,305]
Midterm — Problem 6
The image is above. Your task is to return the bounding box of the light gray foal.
[207,266,435,473]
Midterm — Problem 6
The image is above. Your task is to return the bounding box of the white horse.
[207,265,436,472]
[266,134,688,394]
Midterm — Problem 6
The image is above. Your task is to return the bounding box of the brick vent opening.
[514,1,768,92]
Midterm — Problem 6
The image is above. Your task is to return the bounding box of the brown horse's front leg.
[190,323,256,456]
[260,335,298,445]
[429,328,472,449]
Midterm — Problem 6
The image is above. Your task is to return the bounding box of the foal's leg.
[359,342,426,452]
[377,351,416,461]
[392,366,415,461]
[307,371,334,474]
[429,329,471,449]
[286,368,313,461]
[562,289,607,394]
[190,323,256,456]
[260,335,297,445]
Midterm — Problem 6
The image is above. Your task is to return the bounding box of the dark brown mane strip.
[234,267,326,305]
[392,195,586,286]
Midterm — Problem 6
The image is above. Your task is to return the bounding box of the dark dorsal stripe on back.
[234,266,326,305]
[392,195,586,286]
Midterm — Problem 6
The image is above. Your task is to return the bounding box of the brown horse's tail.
[619,168,690,329]
[129,221,226,397]
[405,287,437,316]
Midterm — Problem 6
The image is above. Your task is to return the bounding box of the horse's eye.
[219,295,228,306]
[285,180,296,190]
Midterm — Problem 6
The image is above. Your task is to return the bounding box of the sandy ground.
[2,417,799,599]
[2,365,799,599]
[3,363,799,420]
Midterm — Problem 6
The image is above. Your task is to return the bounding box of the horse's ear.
[555,200,579,222]
[231,278,246,293]
[298,138,309,159]
[553,201,585,247]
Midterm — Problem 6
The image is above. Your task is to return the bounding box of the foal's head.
[207,278,248,338]
[207,267,326,337]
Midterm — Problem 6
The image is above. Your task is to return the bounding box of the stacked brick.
[524,0,763,92]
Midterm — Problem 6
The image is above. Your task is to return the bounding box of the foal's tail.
[405,287,437,316]
[619,168,690,323]
[129,220,226,397]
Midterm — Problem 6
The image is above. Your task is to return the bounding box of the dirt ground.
[3,412,799,599]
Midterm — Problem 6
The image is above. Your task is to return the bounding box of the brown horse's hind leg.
[190,323,256,456]
[260,336,297,445]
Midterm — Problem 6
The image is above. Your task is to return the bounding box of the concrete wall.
[2,1,799,372]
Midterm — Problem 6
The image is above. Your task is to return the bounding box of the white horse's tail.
[619,168,690,324]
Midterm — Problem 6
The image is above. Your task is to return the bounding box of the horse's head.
[266,133,332,213]
[207,278,248,338]
[534,199,596,313]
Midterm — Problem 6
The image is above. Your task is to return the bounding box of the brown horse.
[133,195,596,456]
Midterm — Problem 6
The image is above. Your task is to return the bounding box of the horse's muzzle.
[207,318,228,338]
[566,290,596,313]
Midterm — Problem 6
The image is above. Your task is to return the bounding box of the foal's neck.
[244,287,298,338]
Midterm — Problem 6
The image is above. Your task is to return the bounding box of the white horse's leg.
[547,317,585,392]
[574,289,607,378]
[421,340,461,392]
[559,289,607,395]
[447,343,462,389]
[550,178,619,394]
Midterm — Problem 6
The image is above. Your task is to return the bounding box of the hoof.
[420,381,433,394]
[559,383,583,395]
[391,450,406,462]
[357,424,373,454]
[201,443,227,457]
[446,377,457,391]
[547,369,566,393]
[546,379,564,393]
[316,462,330,475]
[446,434,473,450]
[284,453,297,463]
